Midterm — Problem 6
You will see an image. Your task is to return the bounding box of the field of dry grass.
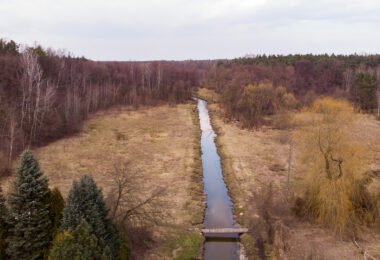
[198,88,380,259]
[2,103,204,259]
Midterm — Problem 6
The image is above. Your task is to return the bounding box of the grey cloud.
[0,0,379,60]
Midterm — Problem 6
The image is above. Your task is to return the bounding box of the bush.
[237,81,277,127]
[295,98,377,236]
[351,176,378,225]
[218,80,298,128]
[281,93,298,109]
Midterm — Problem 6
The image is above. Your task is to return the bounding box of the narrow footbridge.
[201,228,248,235]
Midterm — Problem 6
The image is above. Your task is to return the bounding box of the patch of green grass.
[241,234,258,259]
[165,229,204,260]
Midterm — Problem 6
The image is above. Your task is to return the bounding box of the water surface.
[197,99,239,260]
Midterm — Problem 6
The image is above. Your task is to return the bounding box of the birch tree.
[19,49,55,146]
[20,49,42,145]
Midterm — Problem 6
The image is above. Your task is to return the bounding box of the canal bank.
[197,98,245,260]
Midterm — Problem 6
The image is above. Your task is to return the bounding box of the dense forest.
[203,54,379,126]
[0,39,207,176]
[1,39,379,175]
[1,39,380,176]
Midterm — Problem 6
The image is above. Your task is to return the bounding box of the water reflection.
[197,99,239,259]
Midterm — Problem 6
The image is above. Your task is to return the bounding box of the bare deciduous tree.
[8,110,16,163]
[20,49,43,145]
[19,49,55,146]
[107,161,168,226]
[343,68,354,93]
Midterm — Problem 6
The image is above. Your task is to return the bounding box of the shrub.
[295,98,377,236]
[234,81,297,128]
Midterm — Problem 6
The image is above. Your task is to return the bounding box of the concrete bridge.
[201,228,248,235]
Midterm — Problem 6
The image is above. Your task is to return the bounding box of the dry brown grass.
[37,105,195,198]
[352,114,380,195]
[205,97,380,259]
[2,103,204,259]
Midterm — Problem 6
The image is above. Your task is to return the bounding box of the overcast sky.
[1,0,379,61]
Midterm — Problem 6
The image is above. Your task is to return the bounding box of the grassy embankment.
[197,88,380,259]
[2,103,205,259]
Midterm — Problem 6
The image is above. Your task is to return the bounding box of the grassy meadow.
[3,103,204,259]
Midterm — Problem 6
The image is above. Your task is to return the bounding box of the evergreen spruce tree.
[0,186,8,259]
[354,72,378,111]
[49,219,111,260]
[61,175,120,259]
[6,150,51,260]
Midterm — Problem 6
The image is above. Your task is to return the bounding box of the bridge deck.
[201,228,248,234]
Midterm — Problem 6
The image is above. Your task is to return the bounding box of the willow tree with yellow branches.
[295,98,377,236]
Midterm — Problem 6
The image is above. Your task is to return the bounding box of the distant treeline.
[0,39,204,172]
[212,54,380,97]
[1,39,379,173]
[230,54,380,67]
[204,54,379,125]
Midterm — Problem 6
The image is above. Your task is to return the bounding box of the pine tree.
[49,219,111,260]
[0,186,8,259]
[6,150,51,260]
[353,72,378,111]
[61,175,120,259]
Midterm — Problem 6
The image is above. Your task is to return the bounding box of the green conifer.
[49,219,111,260]
[61,175,119,259]
[353,72,378,111]
[6,150,51,260]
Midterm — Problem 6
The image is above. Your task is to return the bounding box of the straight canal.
[197,99,241,260]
